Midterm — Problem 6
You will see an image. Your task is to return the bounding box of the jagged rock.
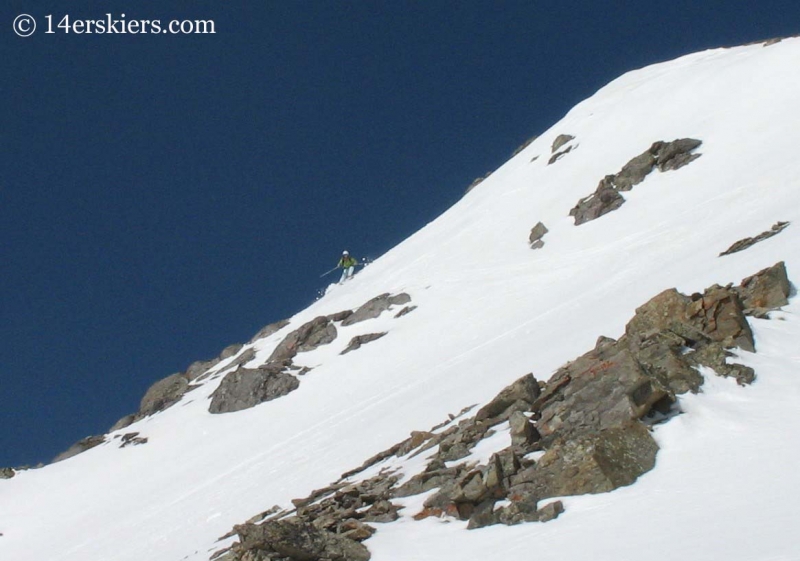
[209,366,299,414]
[340,332,387,355]
[220,344,244,360]
[737,261,791,312]
[394,305,417,318]
[509,411,540,448]
[569,183,626,225]
[139,373,190,418]
[529,222,548,249]
[475,373,541,422]
[341,293,412,326]
[0,468,15,479]
[466,499,499,529]
[248,319,290,344]
[339,519,375,541]
[268,317,337,363]
[510,422,658,500]
[234,518,370,561]
[719,222,789,257]
[52,435,106,463]
[536,500,565,522]
[551,134,575,153]
[685,343,756,386]
[119,432,148,448]
[328,310,354,322]
[548,145,574,165]
[570,138,702,225]
[535,344,671,443]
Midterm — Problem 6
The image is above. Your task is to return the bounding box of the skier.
[337,250,358,283]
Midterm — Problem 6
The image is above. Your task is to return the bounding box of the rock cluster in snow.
[212,262,791,561]
[570,138,702,225]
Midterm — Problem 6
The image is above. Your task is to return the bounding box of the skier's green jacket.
[338,255,358,269]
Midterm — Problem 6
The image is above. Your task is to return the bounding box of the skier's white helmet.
[342,250,349,255]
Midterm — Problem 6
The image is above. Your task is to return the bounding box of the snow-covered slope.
[2,39,799,561]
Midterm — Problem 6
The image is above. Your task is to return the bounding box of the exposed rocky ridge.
[0,468,15,479]
[720,221,790,256]
[570,138,702,225]
[209,293,412,414]
[52,435,106,464]
[213,263,790,560]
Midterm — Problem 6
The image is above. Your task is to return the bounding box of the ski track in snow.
[2,39,800,561]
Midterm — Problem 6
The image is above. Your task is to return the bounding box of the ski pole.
[320,266,339,278]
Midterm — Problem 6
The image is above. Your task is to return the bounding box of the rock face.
[210,263,789,560]
[551,134,575,153]
[0,468,15,479]
[720,221,790,256]
[209,365,300,414]
[341,293,412,326]
[528,222,549,249]
[570,138,702,225]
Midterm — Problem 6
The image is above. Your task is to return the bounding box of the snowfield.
[1,38,799,561]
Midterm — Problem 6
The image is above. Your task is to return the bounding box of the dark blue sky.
[2,1,797,467]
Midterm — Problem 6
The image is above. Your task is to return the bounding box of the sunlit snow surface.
[2,40,799,561]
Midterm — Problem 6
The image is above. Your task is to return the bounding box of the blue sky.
[2,1,798,467]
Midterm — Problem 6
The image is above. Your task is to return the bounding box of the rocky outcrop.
[720,221,790,257]
[52,435,106,463]
[209,365,300,414]
[736,261,792,314]
[570,138,702,225]
[139,373,190,418]
[0,468,15,479]
[341,333,387,355]
[268,317,338,364]
[212,263,788,558]
[117,432,148,448]
[511,135,538,157]
[341,293,412,326]
[528,222,549,249]
[228,518,371,561]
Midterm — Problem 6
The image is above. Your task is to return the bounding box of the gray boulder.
[569,183,626,225]
[529,222,548,249]
[0,467,15,479]
[475,373,541,422]
[737,261,791,312]
[139,372,190,418]
[341,332,387,355]
[341,293,412,326]
[551,134,575,153]
[268,316,337,363]
[209,366,299,414]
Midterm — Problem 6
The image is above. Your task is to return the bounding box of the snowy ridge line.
[209,262,792,561]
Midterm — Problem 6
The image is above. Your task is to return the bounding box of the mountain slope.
[1,38,799,561]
